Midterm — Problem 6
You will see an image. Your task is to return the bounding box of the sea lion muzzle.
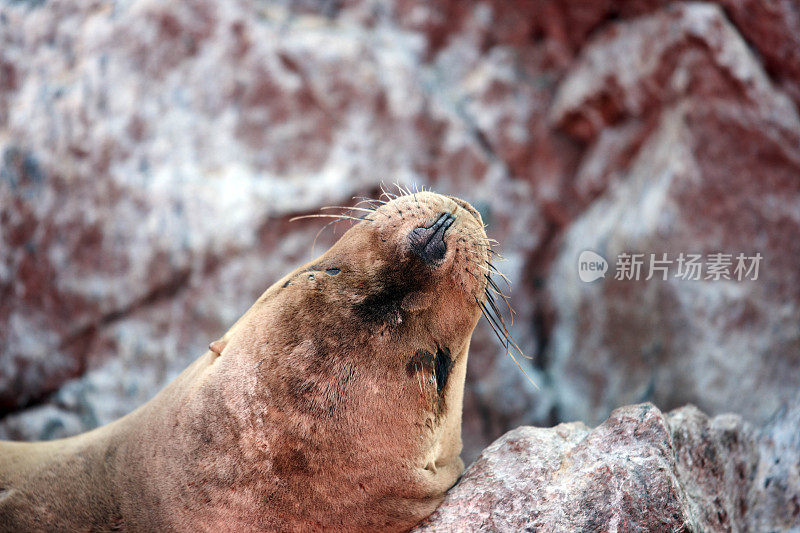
[408,212,456,264]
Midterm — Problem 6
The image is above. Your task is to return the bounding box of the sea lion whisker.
[485,289,517,329]
[311,218,345,251]
[462,235,499,257]
[393,182,416,198]
[477,298,508,348]
[478,300,532,372]
[505,351,538,388]
[479,296,527,360]
[478,300,509,348]
[291,213,375,251]
[396,182,410,196]
[379,183,398,200]
[486,276,512,302]
[486,289,519,338]
[478,300,538,389]
[320,206,376,214]
[290,214,370,223]
[484,270,505,290]
[486,287,512,309]
[487,263,512,286]
[478,300,527,367]
[353,197,385,207]
[484,290,513,329]
[463,266,490,292]
[473,263,492,275]
[485,282,514,317]
[462,231,495,244]
[486,289,513,315]
[354,195,385,203]
[464,268,491,298]
[464,255,488,266]
[476,268,492,280]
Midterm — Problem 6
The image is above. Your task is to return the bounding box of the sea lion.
[0,191,495,532]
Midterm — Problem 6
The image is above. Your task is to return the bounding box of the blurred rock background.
[1,0,798,463]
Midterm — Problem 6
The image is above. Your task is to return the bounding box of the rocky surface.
[1,0,799,466]
[546,3,800,426]
[417,399,800,532]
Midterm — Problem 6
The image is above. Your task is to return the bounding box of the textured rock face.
[0,0,553,458]
[1,0,799,469]
[546,3,800,426]
[417,399,800,532]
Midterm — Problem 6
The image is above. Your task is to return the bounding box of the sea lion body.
[0,192,490,531]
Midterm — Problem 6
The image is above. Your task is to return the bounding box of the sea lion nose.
[408,212,455,264]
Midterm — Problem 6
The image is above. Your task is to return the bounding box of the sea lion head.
[200,191,492,529]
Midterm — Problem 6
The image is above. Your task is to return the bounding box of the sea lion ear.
[209,339,227,356]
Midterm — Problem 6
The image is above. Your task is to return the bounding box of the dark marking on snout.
[406,350,435,378]
[353,279,406,326]
[408,212,455,264]
[406,347,452,395]
[434,346,452,394]
[351,241,432,326]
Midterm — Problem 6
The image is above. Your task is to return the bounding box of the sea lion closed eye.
[0,190,499,532]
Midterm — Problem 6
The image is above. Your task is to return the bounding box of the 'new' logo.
[578,250,608,282]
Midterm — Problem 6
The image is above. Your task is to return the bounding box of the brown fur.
[0,192,489,532]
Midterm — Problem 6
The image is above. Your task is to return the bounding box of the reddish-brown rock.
[546,3,800,427]
[417,399,800,532]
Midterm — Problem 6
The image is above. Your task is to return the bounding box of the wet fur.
[0,191,490,532]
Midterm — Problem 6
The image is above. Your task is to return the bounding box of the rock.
[546,3,800,426]
[416,399,800,531]
[551,3,798,142]
[717,0,800,108]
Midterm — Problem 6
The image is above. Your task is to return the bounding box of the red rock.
[718,0,800,108]
[417,400,800,531]
[545,3,800,428]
